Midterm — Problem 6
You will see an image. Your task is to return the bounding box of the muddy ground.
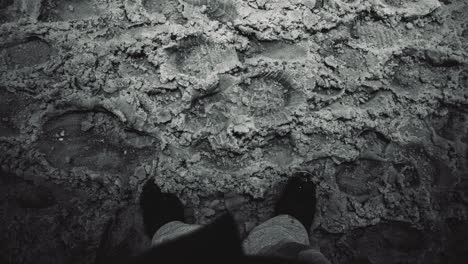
[0,0,467,263]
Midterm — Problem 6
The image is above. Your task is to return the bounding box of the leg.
[139,179,186,239]
[137,179,243,264]
[243,174,331,264]
[152,221,201,246]
[243,215,330,264]
[242,214,309,256]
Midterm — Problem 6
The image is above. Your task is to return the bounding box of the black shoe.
[139,179,185,238]
[275,173,317,232]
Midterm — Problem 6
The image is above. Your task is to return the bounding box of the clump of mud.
[1,0,467,263]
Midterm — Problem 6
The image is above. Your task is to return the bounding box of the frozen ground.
[0,0,467,263]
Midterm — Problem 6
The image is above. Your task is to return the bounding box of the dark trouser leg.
[242,215,330,264]
[151,221,201,246]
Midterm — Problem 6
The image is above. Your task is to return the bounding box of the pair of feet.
[140,173,317,237]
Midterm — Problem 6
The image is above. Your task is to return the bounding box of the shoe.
[139,179,185,238]
[275,173,317,232]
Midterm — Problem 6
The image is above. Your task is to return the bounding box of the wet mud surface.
[1,0,467,263]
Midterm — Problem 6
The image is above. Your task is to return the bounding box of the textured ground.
[1,0,468,263]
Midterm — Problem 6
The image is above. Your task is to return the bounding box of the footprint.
[190,139,249,171]
[38,112,120,171]
[334,46,366,69]
[335,160,387,199]
[351,21,402,51]
[431,108,468,144]
[240,75,288,117]
[2,37,56,69]
[187,70,305,133]
[39,0,102,22]
[386,49,451,97]
[373,0,441,18]
[164,36,240,78]
[343,222,426,264]
[189,134,296,173]
[239,70,305,119]
[0,89,31,137]
[393,162,421,188]
[344,130,427,190]
[248,40,309,61]
[389,145,447,188]
[37,111,154,174]
[262,136,296,168]
[183,0,238,22]
[357,130,390,159]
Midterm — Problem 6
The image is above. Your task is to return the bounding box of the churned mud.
[1,0,467,263]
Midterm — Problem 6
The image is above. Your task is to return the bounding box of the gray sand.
[0,0,467,263]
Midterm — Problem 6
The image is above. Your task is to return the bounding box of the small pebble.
[324,56,339,68]
[406,22,414,30]
[68,5,74,12]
